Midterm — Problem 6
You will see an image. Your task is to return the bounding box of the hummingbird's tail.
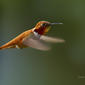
[0,43,16,50]
[0,44,9,50]
[0,46,6,50]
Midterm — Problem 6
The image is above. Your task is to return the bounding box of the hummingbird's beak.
[50,22,63,25]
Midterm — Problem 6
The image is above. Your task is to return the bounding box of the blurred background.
[0,0,85,85]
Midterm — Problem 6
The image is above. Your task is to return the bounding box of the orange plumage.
[0,21,64,51]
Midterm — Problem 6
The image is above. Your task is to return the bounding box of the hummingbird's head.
[33,21,63,35]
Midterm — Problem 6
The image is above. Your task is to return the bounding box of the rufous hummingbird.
[0,21,65,51]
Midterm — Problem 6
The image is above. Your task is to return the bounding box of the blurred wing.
[40,35,65,43]
[23,37,50,51]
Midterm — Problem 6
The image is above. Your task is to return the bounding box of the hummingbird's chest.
[34,27,46,35]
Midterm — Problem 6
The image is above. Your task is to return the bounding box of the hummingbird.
[0,21,65,51]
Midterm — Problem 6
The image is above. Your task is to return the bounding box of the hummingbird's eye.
[42,23,46,27]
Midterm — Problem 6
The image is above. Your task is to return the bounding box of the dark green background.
[0,0,85,85]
